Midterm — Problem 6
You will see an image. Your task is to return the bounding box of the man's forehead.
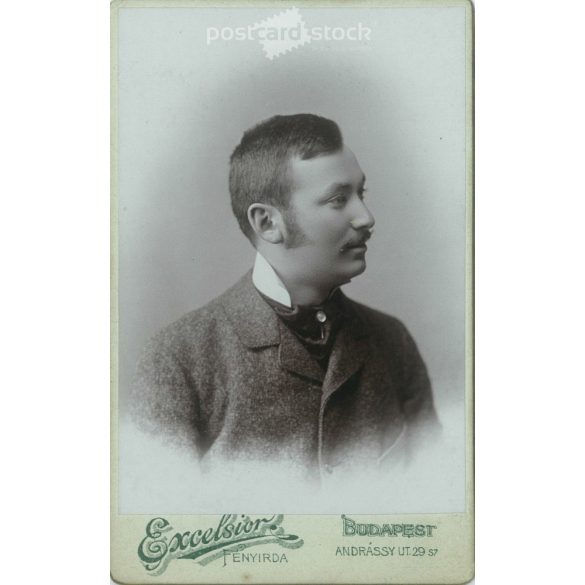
[288,145,364,192]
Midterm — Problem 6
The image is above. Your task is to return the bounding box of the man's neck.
[252,253,334,307]
[281,280,332,306]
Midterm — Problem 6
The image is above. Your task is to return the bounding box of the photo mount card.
[111,1,474,583]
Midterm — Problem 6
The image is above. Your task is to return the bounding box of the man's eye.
[358,187,368,200]
[328,194,348,206]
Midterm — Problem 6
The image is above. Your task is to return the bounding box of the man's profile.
[131,113,439,478]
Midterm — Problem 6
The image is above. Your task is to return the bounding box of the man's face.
[280,145,375,291]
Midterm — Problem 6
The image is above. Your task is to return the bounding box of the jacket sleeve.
[129,331,201,453]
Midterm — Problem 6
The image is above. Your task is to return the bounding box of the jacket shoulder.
[345,297,412,342]
[145,290,232,361]
[139,271,263,365]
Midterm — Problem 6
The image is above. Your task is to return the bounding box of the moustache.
[340,229,374,251]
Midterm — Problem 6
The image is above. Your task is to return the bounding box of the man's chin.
[332,260,367,286]
[349,257,367,276]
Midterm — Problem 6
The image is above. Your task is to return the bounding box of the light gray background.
[117,5,468,512]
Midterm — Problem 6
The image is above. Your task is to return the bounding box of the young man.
[131,113,439,479]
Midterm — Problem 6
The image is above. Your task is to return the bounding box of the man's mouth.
[340,232,372,252]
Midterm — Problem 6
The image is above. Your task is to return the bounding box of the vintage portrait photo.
[112,2,473,577]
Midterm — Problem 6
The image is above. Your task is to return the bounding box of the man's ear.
[247,204,284,244]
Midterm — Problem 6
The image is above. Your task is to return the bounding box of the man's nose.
[350,199,376,231]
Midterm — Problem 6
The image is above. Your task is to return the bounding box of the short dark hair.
[229,113,343,241]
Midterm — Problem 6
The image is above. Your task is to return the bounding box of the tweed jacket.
[131,272,439,476]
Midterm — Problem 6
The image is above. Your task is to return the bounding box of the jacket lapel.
[220,273,369,387]
[321,298,370,402]
[278,321,325,383]
[220,271,280,348]
[221,273,323,382]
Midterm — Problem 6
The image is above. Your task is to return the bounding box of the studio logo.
[206,7,372,60]
[138,515,304,575]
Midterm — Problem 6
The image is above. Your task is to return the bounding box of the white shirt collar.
[252,252,292,308]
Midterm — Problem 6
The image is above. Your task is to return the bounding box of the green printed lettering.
[343,515,356,536]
